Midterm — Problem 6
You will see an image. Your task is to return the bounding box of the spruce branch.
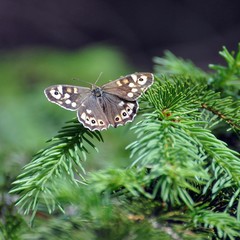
[154,44,240,99]
[43,178,211,240]
[153,51,208,79]
[209,43,240,89]
[128,76,240,212]
[128,116,209,208]
[10,119,103,217]
[199,90,240,130]
[88,168,152,198]
[191,209,240,239]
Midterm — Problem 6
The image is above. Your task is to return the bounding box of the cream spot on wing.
[57,100,63,104]
[81,103,85,107]
[90,117,97,126]
[98,119,104,125]
[67,87,72,93]
[116,80,122,86]
[71,102,77,108]
[118,101,124,107]
[81,112,86,120]
[121,110,129,119]
[122,78,129,84]
[73,87,78,93]
[127,103,135,109]
[137,75,147,85]
[86,109,92,114]
[64,93,70,99]
[127,92,134,98]
[50,89,61,99]
[129,82,136,87]
[65,99,71,104]
[114,115,122,122]
[131,74,138,82]
[126,107,132,115]
[131,88,138,92]
[57,86,63,94]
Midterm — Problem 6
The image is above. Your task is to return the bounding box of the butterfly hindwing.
[77,95,110,131]
[77,93,138,130]
[101,93,139,128]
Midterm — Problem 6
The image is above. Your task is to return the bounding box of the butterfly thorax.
[92,87,103,97]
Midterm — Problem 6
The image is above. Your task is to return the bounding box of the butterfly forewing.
[44,85,90,110]
[44,72,154,131]
[102,72,154,101]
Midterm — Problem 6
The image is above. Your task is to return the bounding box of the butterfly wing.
[44,85,91,110]
[101,93,139,128]
[77,93,138,130]
[77,94,110,131]
[102,72,154,101]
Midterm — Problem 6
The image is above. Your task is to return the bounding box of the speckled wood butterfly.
[44,72,154,131]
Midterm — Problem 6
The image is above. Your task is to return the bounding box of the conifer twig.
[10,119,103,218]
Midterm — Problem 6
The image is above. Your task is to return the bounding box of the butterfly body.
[44,73,154,131]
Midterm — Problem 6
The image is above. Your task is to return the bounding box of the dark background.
[1,0,240,69]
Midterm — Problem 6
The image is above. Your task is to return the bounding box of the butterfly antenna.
[72,77,92,87]
[94,72,103,86]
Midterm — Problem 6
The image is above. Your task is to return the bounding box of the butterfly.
[44,72,154,131]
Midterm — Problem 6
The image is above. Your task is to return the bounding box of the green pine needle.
[10,119,103,218]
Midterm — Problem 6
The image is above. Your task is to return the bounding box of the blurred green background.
[0,45,144,186]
